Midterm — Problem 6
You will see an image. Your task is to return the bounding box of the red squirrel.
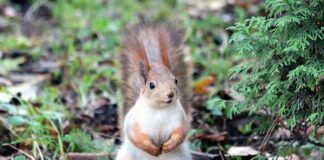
[116,21,192,160]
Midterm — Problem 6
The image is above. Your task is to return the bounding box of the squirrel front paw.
[145,144,162,156]
[162,139,179,153]
[163,127,186,153]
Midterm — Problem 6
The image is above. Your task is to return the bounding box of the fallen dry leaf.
[4,6,17,18]
[185,0,227,17]
[306,125,315,135]
[227,146,258,156]
[272,127,293,140]
[316,126,324,140]
[194,132,228,142]
[193,75,216,94]
[67,153,109,160]
[268,154,300,160]
[0,77,12,86]
[191,151,229,160]
[189,0,226,11]
[96,124,115,132]
[0,74,49,103]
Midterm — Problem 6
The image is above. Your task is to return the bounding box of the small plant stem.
[49,120,66,160]
[32,134,44,160]
[289,144,293,160]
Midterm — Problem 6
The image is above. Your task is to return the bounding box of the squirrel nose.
[167,92,174,98]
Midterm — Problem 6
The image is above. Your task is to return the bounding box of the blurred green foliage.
[210,0,324,157]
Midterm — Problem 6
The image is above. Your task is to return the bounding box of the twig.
[8,144,35,160]
[259,115,280,152]
[24,0,48,21]
[219,150,225,160]
[308,138,324,148]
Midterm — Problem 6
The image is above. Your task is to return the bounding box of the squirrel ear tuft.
[157,28,171,69]
[139,61,148,84]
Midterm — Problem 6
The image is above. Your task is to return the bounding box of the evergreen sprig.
[210,0,324,130]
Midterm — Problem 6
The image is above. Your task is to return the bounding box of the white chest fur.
[125,98,185,146]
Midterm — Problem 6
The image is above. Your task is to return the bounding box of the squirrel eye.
[149,82,155,89]
[175,79,178,84]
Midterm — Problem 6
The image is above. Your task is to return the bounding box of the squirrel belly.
[116,97,192,160]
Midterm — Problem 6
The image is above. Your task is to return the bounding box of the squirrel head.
[139,62,179,107]
[123,22,185,108]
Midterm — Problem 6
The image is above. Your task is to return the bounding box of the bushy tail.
[119,21,191,115]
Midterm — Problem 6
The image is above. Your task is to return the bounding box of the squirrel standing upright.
[116,21,192,160]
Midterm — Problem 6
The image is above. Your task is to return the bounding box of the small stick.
[8,144,35,160]
[259,115,280,152]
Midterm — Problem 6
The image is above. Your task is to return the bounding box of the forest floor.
[0,0,321,160]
